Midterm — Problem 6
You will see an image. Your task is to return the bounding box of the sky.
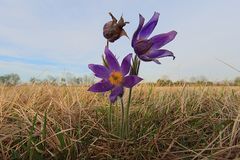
[0,0,240,82]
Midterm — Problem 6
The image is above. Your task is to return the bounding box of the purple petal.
[139,55,153,62]
[88,64,110,79]
[153,59,161,64]
[134,39,153,56]
[150,31,177,50]
[109,86,123,103]
[123,75,143,88]
[121,53,132,76]
[147,49,175,59]
[104,47,120,71]
[88,81,113,92]
[139,55,161,64]
[139,12,160,40]
[131,14,145,47]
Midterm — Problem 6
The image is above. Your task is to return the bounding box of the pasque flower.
[88,47,142,103]
[103,12,129,43]
[132,12,177,64]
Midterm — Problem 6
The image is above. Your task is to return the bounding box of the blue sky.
[0,0,239,82]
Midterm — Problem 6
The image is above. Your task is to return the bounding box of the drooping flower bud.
[103,12,129,43]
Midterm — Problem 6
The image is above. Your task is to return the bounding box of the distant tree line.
[0,73,20,85]
[0,73,240,86]
[0,73,94,86]
[156,76,240,86]
[29,74,95,86]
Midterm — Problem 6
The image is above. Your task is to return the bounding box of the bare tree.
[0,73,20,85]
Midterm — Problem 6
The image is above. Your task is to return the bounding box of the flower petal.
[131,14,145,47]
[139,55,152,61]
[139,55,161,64]
[150,31,177,50]
[109,86,123,103]
[139,12,160,40]
[88,81,113,92]
[121,53,132,76]
[123,75,143,88]
[104,47,120,71]
[147,49,175,59]
[153,59,161,64]
[88,64,110,79]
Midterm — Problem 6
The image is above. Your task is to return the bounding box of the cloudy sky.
[0,0,239,82]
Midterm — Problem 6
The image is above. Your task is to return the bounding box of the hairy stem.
[106,40,109,48]
[125,56,141,137]
[125,88,132,137]
[120,97,125,138]
[108,103,112,131]
[106,40,112,131]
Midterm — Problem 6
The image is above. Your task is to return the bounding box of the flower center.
[109,71,123,86]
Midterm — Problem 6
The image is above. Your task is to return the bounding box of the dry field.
[0,84,240,159]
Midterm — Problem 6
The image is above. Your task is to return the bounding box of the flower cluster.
[89,12,177,103]
[87,12,177,137]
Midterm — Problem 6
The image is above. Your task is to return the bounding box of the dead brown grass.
[0,84,240,159]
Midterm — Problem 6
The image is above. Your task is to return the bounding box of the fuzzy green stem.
[125,56,141,137]
[120,97,125,138]
[106,40,109,48]
[125,88,132,137]
[108,103,112,131]
[106,40,112,131]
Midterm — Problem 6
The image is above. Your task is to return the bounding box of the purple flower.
[132,12,177,64]
[88,47,143,103]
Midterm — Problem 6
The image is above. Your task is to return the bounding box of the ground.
[0,84,240,159]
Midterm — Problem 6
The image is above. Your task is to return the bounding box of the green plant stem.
[115,101,120,136]
[125,56,141,138]
[120,97,125,138]
[125,88,132,137]
[106,40,109,48]
[108,103,112,131]
[136,58,141,75]
[106,40,112,131]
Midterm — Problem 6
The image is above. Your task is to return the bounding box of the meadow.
[0,84,240,159]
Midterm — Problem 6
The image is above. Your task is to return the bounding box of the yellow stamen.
[109,71,123,86]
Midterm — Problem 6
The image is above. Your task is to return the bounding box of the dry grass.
[0,84,240,159]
